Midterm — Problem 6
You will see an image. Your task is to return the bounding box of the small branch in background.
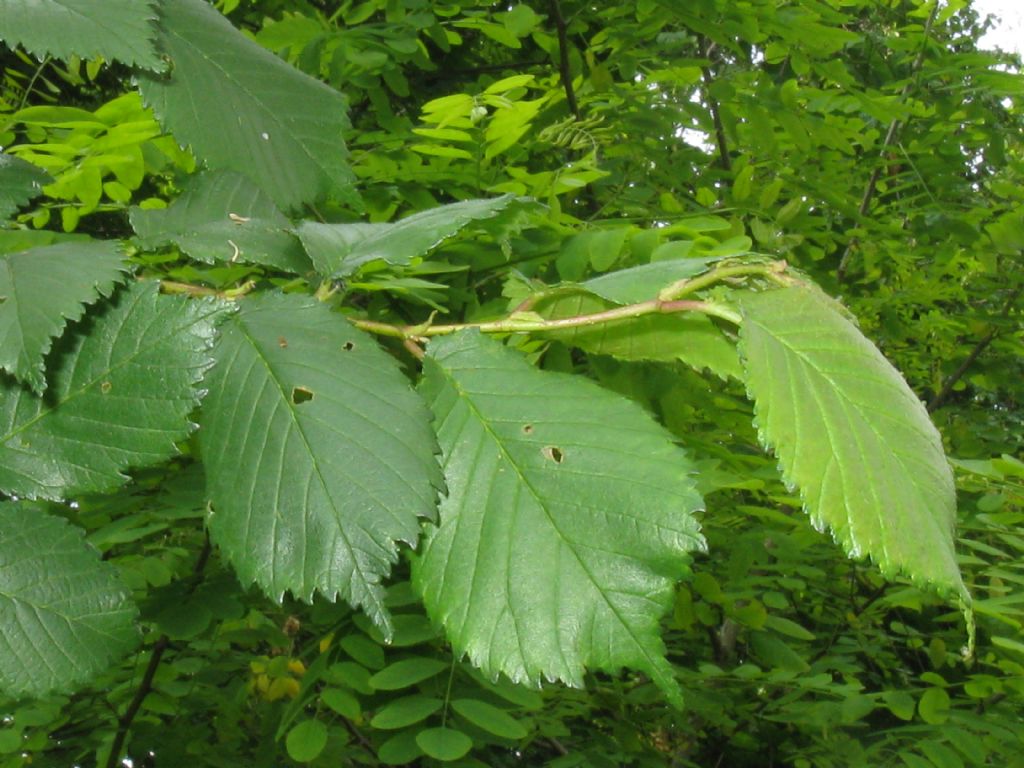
[17,55,51,111]
[927,283,1022,412]
[837,3,939,281]
[105,535,213,768]
[549,0,580,119]
[700,41,732,172]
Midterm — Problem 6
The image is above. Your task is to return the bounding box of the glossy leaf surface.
[738,285,968,602]
[199,293,442,634]
[0,282,222,499]
[415,331,704,707]
[138,0,356,211]
[0,503,137,697]
[0,241,127,393]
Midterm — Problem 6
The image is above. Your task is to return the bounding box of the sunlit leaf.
[738,284,968,604]
[414,331,704,707]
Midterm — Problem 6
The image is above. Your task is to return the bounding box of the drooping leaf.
[0,502,138,698]
[0,241,128,393]
[0,0,164,71]
[130,170,311,273]
[737,284,968,603]
[581,257,721,304]
[0,282,223,500]
[533,290,742,379]
[137,0,356,211]
[414,331,704,707]
[0,154,51,219]
[297,196,521,278]
[199,293,442,634]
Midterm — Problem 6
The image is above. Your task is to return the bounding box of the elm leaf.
[0,241,128,393]
[138,0,357,211]
[199,293,442,635]
[0,282,223,500]
[414,331,704,707]
[0,0,164,71]
[0,502,138,698]
[738,285,969,607]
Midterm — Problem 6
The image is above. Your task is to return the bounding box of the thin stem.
[927,283,1021,411]
[700,41,731,172]
[549,0,580,119]
[105,535,213,768]
[353,261,793,341]
[17,56,51,112]
[837,3,939,281]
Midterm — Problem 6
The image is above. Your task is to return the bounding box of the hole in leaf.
[342,341,355,351]
[291,386,314,405]
[100,381,112,394]
[278,336,288,348]
[522,424,534,435]
[542,446,563,464]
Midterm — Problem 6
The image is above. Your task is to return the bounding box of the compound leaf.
[138,0,356,211]
[0,241,128,393]
[414,331,704,707]
[738,284,968,604]
[0,154,51,219]
[0,282,223,500]
[199,293,442,635]
[297,196,520,278]
[130,170,311,273]
[0,0,164,71]
[0,502,138,698]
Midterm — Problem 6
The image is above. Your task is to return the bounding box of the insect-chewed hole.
[522,424,534,435]
[100,380,112,394]
[291,386,314,405]
[342,341,355,351]
[278,336,288,348]
[542,445,564,464]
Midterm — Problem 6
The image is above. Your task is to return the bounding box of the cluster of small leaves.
[2,0,1021,766]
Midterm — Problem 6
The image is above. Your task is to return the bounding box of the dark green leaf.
[138,0,356,211]
[0,282,223,500]
[414,331,704,707]
[297,196,521,278]
[321,687,360,720]
[199,293,442,634]
[0,502,137,697]
[130,170,311,273]
[581,257,720,304]
[0,0,164,71]
[0,154,51,219]
[0,241,128,393]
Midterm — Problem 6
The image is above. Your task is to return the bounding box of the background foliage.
[0,0,1022,766]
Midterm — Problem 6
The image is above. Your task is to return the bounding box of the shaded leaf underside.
[738,284,968,604]
[0,154,52,219]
